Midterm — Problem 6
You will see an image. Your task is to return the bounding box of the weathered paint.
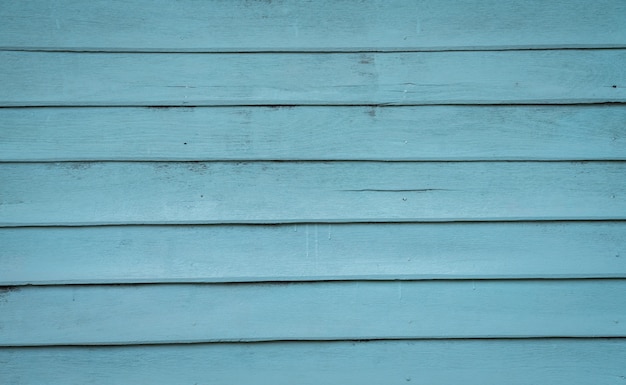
[1,0,624,383]
[1,161,624,226]
[1,105,625,162]
[1,222,626,285]
[1,0,625,51]
[0,50,624,106]
[1,280,625,346]
[1,339,625,385]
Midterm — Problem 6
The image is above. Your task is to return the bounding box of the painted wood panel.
[1,50,624,106]
[1,280,625,346]
[1,161,624,226]
[1,0,625,52]
[1,0,624,383]
[2,222,625,285]
[1,339,625,385]
[2,105,625,162]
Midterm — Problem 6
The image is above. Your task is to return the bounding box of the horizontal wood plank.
[2,222,625,285]
[1,105,625,161]
[1,50,624,106]
[1,280,625,346]
[1,161,624,226]
[1,0,625,52]
[1,339,625,384]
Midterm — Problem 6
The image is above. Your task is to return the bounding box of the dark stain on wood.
[0,286,19,302]
[340,188,450,192]
[360,54,374,65]
[186,162,208,174]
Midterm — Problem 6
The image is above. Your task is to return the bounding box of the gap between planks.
[2,46,626,54]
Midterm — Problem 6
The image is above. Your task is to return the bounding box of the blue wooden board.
[1,105,625,161]
[2,222,625,285]
[1,280,625,346]
[1,1,625,382]
[1,0,625,52]
[1,50,624,106]
[1,161,624,226]
[1,339,625,385]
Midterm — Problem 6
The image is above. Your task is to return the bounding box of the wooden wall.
[1,1,625,383]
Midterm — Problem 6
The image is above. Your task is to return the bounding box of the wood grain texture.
[1,50,624,106]
[2,105,625,161]
[1,339,625,385]
[1,0,625,52]
[1,161,624,226]
[1,280,625,346]
[2,222,625,285]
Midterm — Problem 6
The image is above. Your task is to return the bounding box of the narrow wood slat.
[1,0,625,51]
[2,222,625,285]
[1,161,624,226]
[1,280,625,346]
[1,50,624,106]
[2,105,625,161]
[1,339,625,385]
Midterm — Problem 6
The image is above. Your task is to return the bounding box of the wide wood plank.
[1,0,625,52]
[1,161,624,226]
[2,105,625,161]
[2,222,625,285]
[1,280,625,346]
[1,339,625,385]
[1,50,624,106]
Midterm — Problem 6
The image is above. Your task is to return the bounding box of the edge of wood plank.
[4,335,626,347]
[4,217,626,228]
[2,45,626,53]
[4,275,626,287]
[2,100,625,108]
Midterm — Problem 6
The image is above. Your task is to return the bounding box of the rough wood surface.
[1,339,625,385]
[2,105,625,161]
[1,280,625,346]
[1,161,624,226]
[1,0,625,52]
[2,222,625,285]
[1,50,624,106]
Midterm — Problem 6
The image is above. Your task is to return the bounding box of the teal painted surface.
[1,50,624,106]
[1,0,625,51]
[1,0,625,383]
[1,280,626,345]
[1,106,625,161]
[1,222,625,285]
[2,340,625,385]
[1,161,624,226]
